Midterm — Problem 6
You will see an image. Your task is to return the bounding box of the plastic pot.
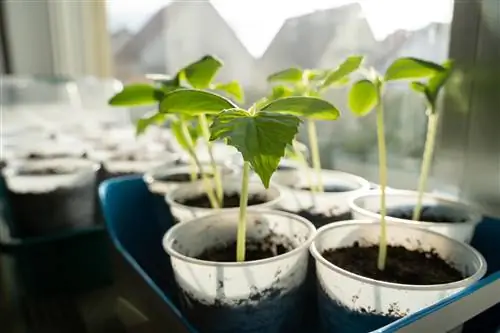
[163,209,316,333]
[349,190,482,243]
[165,178,282,223]
[272,169,371,227]
[144,163,236,195]
[310,220,487,333]
[3,158,99,237]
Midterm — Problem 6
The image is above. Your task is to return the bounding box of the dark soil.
[385,205,467,223]
[155,172,213,182]
[15,167,82,176]
[25,152,86,160]
[277,164,297,171]
[196,235,295,262]
[322,242,463,285]
[280,206,352,228]
[300,184,355,192]
[178,193,267,208]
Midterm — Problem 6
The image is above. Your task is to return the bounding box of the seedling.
[348,58,446,271]
[158,88,338,262]
[267,56,363,192]
[410,60,454,221]
[108,55,244,209]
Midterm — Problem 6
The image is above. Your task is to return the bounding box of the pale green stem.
[198,114,224,205]
[376,97,388,271]
[236,161,250,262]
[292,139,315,194]
[412,110,439,221]
[180,121,219,209]
[188,155,198,182]
[307,120,323,192]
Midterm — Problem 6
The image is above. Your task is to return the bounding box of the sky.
[106,0,454,58]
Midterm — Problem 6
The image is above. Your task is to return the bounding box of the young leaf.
[170,119,200,152]
[385,57,445,81]
[181,55,223,88]
[108,84,164,106]
[323,55,364,87]
[425,59,454,104]
[267,68,304,83]
[159,89,237,116]
[348,79,379,116]
[136,112,166,135]
[269,85,295,101]
[307,69,329,81]
[260,96,340,120]
[210,109,301,187]
[213,81,245,103]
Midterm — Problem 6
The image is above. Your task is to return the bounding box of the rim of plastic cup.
[165,181,283,213]
[310,220,487,291]
[272,169,371,195]
[163,209,316,268]
[348,189,482,227]
[3,157,100,177]
[143,162,235,185]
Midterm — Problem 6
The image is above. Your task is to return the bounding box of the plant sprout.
[158,89,339,262]
[267,56,363,192]
[348,58,446,271]
[410,60,454,221]
[108,55,243,209]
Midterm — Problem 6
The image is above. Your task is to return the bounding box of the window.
[106,0,455,189]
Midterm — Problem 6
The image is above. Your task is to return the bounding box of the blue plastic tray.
[99,175,500,333]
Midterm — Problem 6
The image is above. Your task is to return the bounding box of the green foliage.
[213,81,245,103]
[385,57,446,81]
[136,112,167,135]
[108,84,164,106]
[159,89,237,116]
[411,59,454,109]
[181,55,223,89]
[322,55,363,88]
[267,68,304,83]
[261,96,340,120]
[210,108,301,187]
[348,80,379,116]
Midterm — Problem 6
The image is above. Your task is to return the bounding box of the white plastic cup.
[144,163,236,195]
[165,178,282,223]
[272,169,370,223]
[310,220,487,333]
[163,209,316,332]
[349,190,482,243]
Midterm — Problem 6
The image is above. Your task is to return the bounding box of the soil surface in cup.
[178,193,268,208]
[322,242,463,285]
[385,205,467,223]
[277,165,297,171]
[196,235,295,262]
[156,172,213,182]
[15,166,83,176]
[300,184,356,192]
[281,207,352,228]
[26,152,87,160]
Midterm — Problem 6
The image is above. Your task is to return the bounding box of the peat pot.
[310,220,487,333]
[163,209,316,333]
[165,178,282,223]
[3,158,99,237]
[144,163,236,195]
[349,190,482,243]
[272,169,370,227]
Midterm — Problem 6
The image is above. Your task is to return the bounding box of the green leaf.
[181,55,223,89]
[136,112,166,136]
[267,68,304,83]
[260,96,340,120]
[307,69,329,81]
[159,89,238,116]
[385,57,445,81]
[426,59,454,103]
[170,119,200,152]
[323,55,364,87]
[348,79,379,116]
[269,85,295,101]
[213,81,245,103]
[411,81,427,93]
[210,109,301,187]
[108,84,164,106]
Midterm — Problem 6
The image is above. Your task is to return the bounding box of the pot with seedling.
[312,58,488,333]
[349,59,481,244]
[109,55,244,206]
[266,57,371,227]
[162,89,338,332]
